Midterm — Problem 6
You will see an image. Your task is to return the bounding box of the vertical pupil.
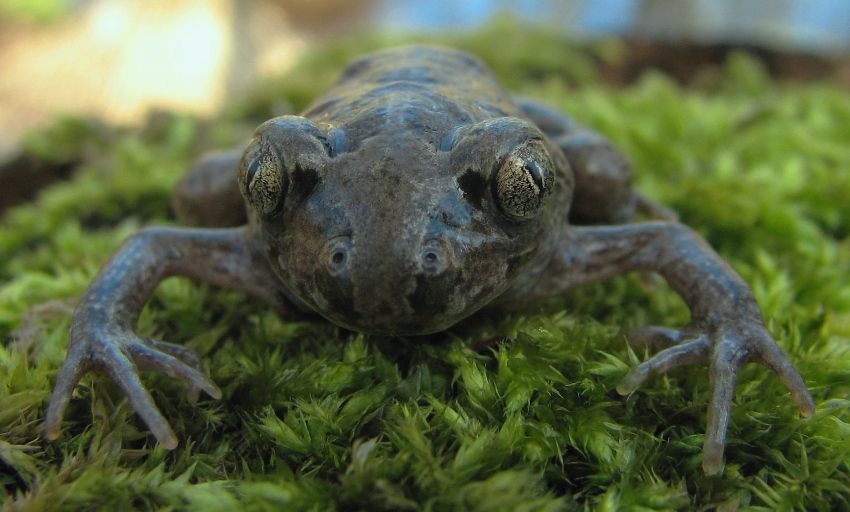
[246,158,260,186]
[524,160,545,194]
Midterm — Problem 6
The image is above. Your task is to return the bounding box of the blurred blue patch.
[374,0,850,54]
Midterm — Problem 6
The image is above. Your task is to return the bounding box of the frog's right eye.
[240,139,285,217]
[238,116,331,218]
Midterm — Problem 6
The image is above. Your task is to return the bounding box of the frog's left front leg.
[520,222,815,474]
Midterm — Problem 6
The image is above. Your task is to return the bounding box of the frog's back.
[301,46,522,136]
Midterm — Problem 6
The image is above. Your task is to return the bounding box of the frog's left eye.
[493,139,555,221]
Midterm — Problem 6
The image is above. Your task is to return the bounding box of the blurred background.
[1,0,849,161]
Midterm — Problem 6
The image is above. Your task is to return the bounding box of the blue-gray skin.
[43,46,815,475]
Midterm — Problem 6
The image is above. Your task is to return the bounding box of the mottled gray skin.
[45,46,814,475]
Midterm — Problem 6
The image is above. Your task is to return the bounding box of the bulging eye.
[494,139,555,221]
[237,116,332,219]
[239,139,285,217]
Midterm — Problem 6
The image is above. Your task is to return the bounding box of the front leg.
[520,222,816,474]
[44,226,291,448]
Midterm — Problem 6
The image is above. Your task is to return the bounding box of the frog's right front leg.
[44,226,291,448]
[507,222,815,474]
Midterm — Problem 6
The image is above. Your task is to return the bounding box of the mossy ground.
[1,24,849,511]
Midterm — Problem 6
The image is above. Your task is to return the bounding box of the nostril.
[420,242,449,273]
[323,237,352,276]
[328,247,349,272]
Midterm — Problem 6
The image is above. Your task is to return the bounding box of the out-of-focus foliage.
[0,0,72,23]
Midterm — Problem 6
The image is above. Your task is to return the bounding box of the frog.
[42,45,815,475]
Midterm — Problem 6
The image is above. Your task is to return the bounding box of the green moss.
[1,24,849,511]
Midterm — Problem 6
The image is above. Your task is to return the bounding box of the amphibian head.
[238,113,573,335]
